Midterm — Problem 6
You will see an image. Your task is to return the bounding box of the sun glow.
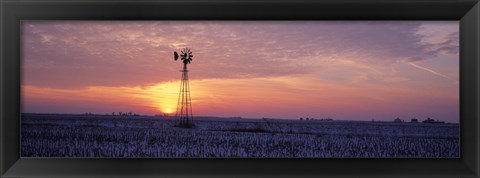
[142,81,181,114]
[22,81,188,115]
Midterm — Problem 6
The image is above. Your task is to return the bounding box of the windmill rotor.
[180,48,193,64]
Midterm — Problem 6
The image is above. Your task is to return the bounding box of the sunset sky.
[21,21,459,122]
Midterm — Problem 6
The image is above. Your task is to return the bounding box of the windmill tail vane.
[173,48,194,128]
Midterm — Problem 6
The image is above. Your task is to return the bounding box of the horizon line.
[20,112,458,123]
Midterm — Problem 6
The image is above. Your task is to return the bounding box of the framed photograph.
[1,0,479,177]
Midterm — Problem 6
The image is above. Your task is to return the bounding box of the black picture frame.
[1,0,479,177]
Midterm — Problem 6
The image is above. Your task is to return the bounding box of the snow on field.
[21,114,459,158]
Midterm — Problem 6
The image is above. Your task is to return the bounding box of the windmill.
[173,48,194,128]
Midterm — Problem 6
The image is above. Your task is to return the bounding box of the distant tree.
[306,117,309,120]
[394,117,402,123]
[112,112,115,116]
[300,118,303,120]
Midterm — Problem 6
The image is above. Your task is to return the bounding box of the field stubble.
[21,114,459,158]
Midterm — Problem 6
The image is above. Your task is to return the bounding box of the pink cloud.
[21,21,460,122]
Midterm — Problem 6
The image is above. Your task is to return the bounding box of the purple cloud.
[22,21,458,88]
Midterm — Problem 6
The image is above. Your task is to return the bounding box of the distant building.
[422,117,445,124]
[320,118,333,121]
[411,118,419,123]
[394,118,402,123]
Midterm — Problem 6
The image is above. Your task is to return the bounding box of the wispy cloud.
[407,62,451,80]
[21,21,460,122]
[22,21,458,88]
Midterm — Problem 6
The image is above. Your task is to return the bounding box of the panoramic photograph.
[21,21,459,158]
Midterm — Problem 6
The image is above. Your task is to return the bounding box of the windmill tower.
[173,48,194,128]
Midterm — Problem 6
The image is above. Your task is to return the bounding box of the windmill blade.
[176,48,193,65]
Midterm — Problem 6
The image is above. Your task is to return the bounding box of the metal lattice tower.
[173,48,194,128]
